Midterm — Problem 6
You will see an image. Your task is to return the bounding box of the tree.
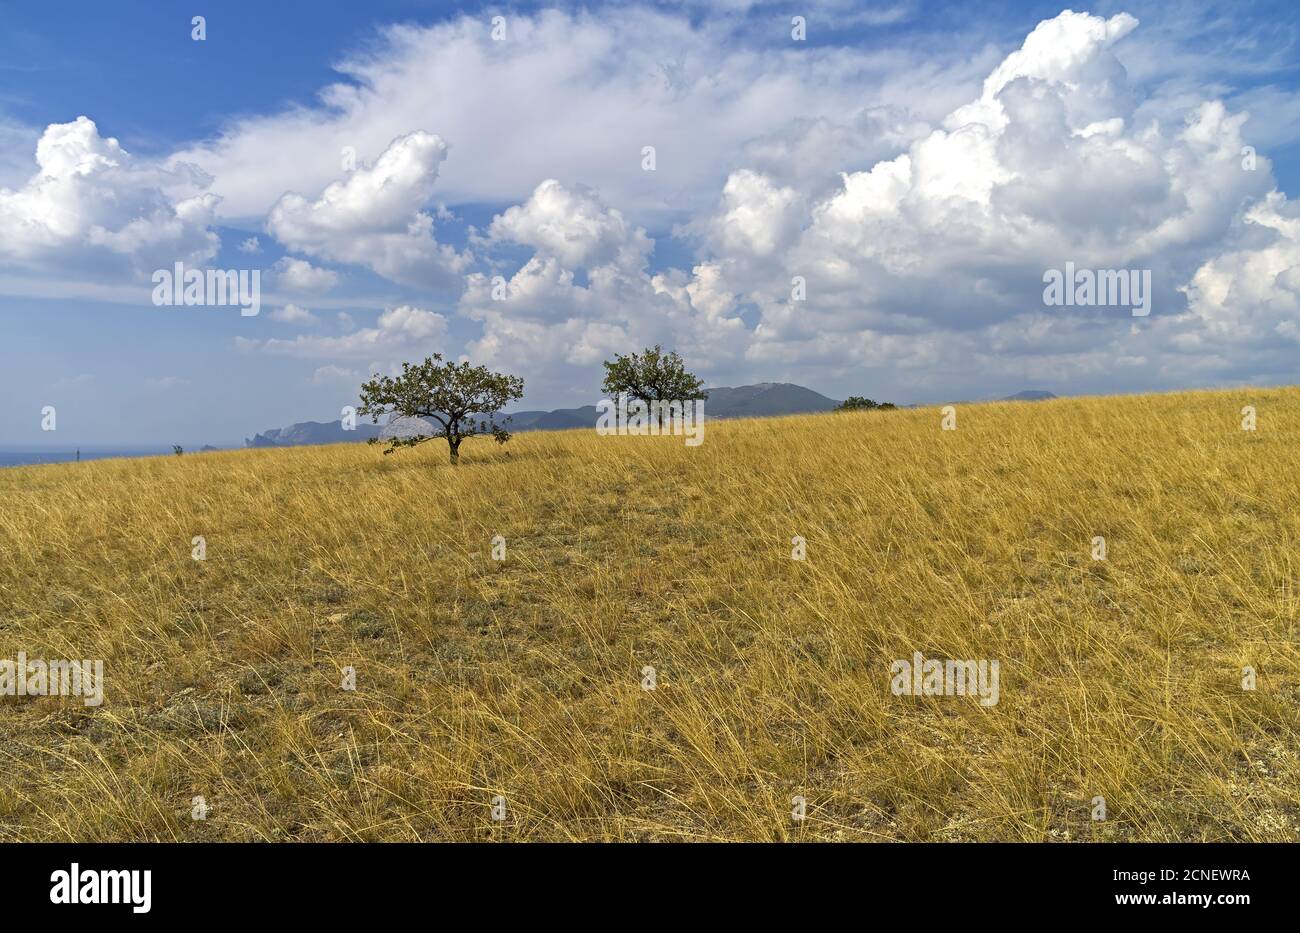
[836,396,897,411]
[172,445,184,456]
[357,355,524,465]
[601,345,707,422]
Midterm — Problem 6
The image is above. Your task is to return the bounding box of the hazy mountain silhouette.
[246,420,381,447]
[1002,390,1057,401]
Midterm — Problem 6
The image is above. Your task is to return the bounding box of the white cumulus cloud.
[272,256,338,293]
[269,303,319,325]
[237,304,447,360]
[0,117,219,279]
[266,131,467,288]
[460,179,745,399]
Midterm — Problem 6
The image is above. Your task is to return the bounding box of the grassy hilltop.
[1,387,1297,841]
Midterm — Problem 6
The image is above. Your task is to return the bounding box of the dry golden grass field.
[1,387,1298,842]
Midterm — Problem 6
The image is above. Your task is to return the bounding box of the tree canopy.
[357,355,524,464]
[836,396,897,411]
[601,345,707,406]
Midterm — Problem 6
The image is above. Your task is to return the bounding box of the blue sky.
[2,0,1299,447]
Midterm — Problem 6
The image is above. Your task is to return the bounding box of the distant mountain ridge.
[907,390,1060,408]
[246,421,382,447]
[245,382,841,448]
[1002,390,1057,401]
[704,382,843,417]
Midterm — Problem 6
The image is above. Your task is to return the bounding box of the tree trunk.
[448,437,461,465]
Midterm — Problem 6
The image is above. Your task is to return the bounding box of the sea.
[0,449,172,468]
